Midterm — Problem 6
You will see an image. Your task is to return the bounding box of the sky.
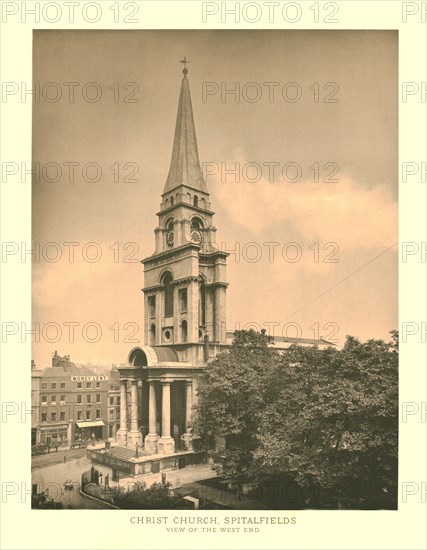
[32,29,398,368]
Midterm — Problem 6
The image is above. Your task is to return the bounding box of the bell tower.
[141,59,228,359]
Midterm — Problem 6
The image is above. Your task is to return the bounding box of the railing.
[88,450,133,475]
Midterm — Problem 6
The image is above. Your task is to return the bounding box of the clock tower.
[141,61,228,364]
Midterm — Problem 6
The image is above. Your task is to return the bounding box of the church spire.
[163,59,207,195]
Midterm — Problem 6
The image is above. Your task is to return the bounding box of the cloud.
[210,154,397,250]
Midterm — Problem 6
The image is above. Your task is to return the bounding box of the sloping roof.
[64,363,99,376]
[272,336,334,346]
[41,363,99,378]
[163,75,207,194]
[40,367,69,378]
[225,331,335,347]
[151,346,179,362]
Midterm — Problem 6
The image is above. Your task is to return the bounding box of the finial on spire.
[180,56,189,77]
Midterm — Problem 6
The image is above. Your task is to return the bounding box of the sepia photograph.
[2,0,427,546]
[29,29,399,512]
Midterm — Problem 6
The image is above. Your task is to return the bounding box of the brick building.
[32,352,114,446]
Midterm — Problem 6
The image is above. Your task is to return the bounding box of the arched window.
[193,195,199,207]
[181,320,188,343]
[191,217,203,230]
[162,273,174,317]
[149,324,156,345]
[170,196,174,206]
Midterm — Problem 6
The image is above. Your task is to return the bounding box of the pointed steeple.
[163,61,207,194]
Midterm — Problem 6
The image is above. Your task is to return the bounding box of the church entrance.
[171,381,186,450]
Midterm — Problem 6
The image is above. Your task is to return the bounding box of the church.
[90,60,331,476]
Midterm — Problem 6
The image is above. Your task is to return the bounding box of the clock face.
[190,229,202,245]
[166,230,174,246]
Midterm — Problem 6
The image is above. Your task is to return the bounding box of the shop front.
[75,420,106,442]
[39,423,68,445]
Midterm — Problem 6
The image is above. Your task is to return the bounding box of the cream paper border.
[0,1,426,549]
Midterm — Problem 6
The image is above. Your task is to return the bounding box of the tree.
[195,330,398,508]
[194,330,279,494]
[255,333,398,508]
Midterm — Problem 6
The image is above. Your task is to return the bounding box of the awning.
[76,421,105,428]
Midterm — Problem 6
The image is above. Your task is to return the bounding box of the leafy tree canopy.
[195,330,398,507]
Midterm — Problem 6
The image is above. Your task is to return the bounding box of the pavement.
[31,447,87,470]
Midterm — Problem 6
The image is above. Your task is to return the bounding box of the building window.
[96,409,101,419]
[51,383,56,389]
[148,295,156,318]
[149,324,156,346]
[179,288,187,313]
[51,412,56,421]
[51,395,56,404]
[41,413,47,422]
[117,397,120,405]
[87,382,92,389]
[77,395,82,404]
[60,395,65,403]
[41,396,47,404]
[60,382,66,389]
[109,409,114,420]
[162,272,174,317]
[96,381,101,389]
[60,412,66,421]
[87,394,91,403]
[193,195,199,207]
[42,383,47,389]
[77,382,82,389]
[181,320,188,342]
[77,410,82,420]
[96,393,101,403]
[86,410,91,420]
[109,396,114,405]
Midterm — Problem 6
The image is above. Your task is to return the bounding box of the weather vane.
[180,56,189,76]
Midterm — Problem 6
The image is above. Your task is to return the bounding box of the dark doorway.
[171,382,186,450]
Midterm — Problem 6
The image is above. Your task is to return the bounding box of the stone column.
[144,381,159,453]
[127,380,143,448]
[214,285,226,343]
[158,381,175,454]
[185,381,193,432]
[116,379,128,446]
[182,380,193,450]
[130,381,138,431]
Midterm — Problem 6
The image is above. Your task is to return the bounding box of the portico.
[116,346,197,455]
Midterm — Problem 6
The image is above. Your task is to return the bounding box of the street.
[32,455,113,509]
[32,447,87,471]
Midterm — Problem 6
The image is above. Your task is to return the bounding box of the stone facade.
[116,68,229,455]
